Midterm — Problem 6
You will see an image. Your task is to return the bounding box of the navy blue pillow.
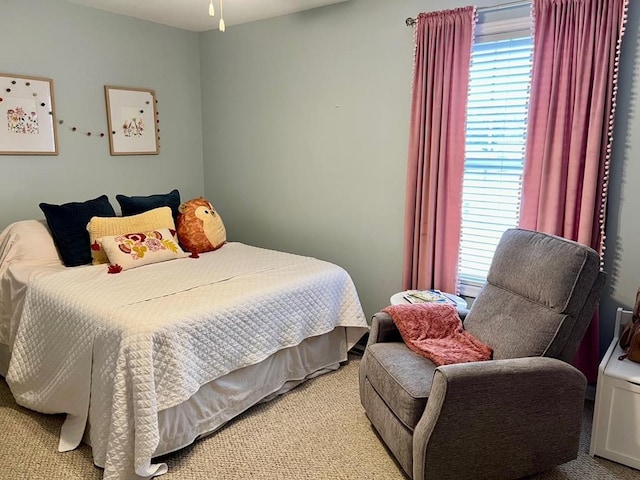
[40,195,116,267]
[116,189,181,224]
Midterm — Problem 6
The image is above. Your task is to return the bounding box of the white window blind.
[458,36,533,296]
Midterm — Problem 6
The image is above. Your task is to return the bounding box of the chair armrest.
[413,357,586,480]
[366,312,402,346]
[368,307,469,345]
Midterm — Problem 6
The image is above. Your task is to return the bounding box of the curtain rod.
[405,0,530,26]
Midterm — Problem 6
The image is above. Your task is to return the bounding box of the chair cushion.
[364,343,437,430]
[485,228,600,316]
[463,284,572,359]
[464,228,601,360]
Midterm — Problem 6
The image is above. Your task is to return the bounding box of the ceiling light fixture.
[208,0,225,32]
[219,0,225,32]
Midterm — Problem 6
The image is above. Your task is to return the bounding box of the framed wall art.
[105,85,159,155]
[0,73,58,155]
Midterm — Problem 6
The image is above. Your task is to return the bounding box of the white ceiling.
[63,0,350,32]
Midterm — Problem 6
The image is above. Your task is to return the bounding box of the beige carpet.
[0,355,638,480]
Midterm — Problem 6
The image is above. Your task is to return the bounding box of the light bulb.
[218,0,225,32]
[208,0,214,17]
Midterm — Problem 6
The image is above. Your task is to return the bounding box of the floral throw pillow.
[98,228,187,271]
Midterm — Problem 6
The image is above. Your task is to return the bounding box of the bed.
[0,219,368,480]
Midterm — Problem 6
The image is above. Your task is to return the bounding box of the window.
[457,26,533,296]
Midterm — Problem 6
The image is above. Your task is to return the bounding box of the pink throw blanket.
[382,303,493,366]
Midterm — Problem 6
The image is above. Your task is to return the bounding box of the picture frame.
[104,85,159,155]
[0,73,58,155]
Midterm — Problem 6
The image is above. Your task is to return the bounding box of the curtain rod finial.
[406,17,416,27]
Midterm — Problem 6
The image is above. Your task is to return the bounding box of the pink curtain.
[520,0,628,382]
[403,7,476,294]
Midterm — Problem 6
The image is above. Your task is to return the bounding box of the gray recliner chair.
[359,228,606,480]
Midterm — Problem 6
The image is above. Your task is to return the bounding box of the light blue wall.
[199,0,640,356]
[0,0,204,226]
[199,0,417,324]
[602,0,640,343]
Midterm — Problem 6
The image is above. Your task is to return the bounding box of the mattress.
[3,241,368,479]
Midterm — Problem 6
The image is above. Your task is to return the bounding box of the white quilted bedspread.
[6,243,367,480]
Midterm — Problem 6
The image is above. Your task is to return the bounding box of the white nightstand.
[590,308,640,470]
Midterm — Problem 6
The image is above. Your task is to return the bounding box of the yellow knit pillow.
[87,206,176,265]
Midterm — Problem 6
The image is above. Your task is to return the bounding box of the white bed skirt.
[151,326,348,458]
[0,343,9,377]
[2,326,350,464]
